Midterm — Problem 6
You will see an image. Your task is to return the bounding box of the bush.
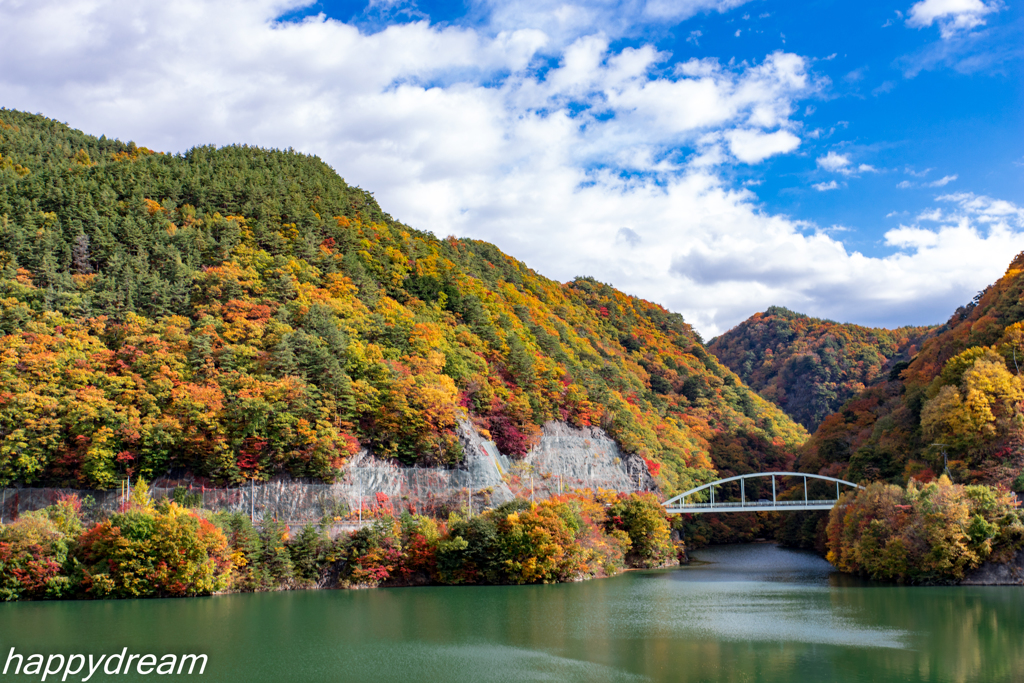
[826,477,1024,583]
[0,515,72,601]
[76,503,232,598]
[606,493,676,568]
[494,504,587,584]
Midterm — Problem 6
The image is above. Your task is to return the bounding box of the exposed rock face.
[961,550,1024,585]
[523,421,656,493]
[3,420,652,525]
[207,419,651,520]
[336,419,653,512]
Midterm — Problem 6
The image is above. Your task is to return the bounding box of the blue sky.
[0,0,1021,335]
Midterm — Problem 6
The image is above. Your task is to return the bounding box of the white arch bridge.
[663,472,863,515]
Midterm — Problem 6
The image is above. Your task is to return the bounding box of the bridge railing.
[662,471,863,514]
[666,499,839,510]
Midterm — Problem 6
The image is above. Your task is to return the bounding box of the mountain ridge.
[709,306,935,431]
[0,109,806,495]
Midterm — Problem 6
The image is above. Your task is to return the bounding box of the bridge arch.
[663,472,863,514]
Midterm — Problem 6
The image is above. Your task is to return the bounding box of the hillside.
[0,110,806,494]
[799,253,1024,490]
[708,308,934,430]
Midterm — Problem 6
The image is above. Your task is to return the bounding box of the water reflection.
[0,544,1022,682]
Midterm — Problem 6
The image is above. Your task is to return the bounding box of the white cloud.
[939,192,1024,222]
[927,174,957,186]
[726,129,801,163]
[885,226,941,248]
[813,180,840,191]
[816,152,877,177]
[0,0,1019,336]
[898,173,957,189]
[817,151,851,171]
[906,0,1000,38]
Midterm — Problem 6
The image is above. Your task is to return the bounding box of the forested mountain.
[0,110,806,493]
[798,254,1024,491]
[708,308,933,430]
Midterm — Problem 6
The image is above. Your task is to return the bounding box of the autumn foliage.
[342,492,675,588]
[0,490,677,600]
[709,306,933,431]
[0,109,806,496]
[826,477,1024,583]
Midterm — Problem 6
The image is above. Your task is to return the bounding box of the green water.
[1,544,1022,682]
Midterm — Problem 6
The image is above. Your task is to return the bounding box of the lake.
[1,543,1021,682]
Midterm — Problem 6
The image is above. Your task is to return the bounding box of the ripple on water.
[570,544,913,650]
[340,642,649,683]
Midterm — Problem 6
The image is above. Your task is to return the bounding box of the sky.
[0,0,1022,337]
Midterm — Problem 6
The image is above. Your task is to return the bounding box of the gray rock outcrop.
[961,549,1024,585]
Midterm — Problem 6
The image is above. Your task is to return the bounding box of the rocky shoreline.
[961,550,1024,586]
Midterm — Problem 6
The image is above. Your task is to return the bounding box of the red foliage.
[398,533,437,579]
[0,541,63,598]
[237,438,268,471]
[489,415,531,457]
[643,457,661,478]
[56,492,82,514]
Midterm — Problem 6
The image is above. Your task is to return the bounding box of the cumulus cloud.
[813,180,840,191]
[906,0,1000,38]
[0,0,1020,335]
[726,128,801,163]
[817,151,851,172]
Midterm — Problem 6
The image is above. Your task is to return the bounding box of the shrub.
[606,493,676,568]
[76,503,232,598]
[826,477,1024,583]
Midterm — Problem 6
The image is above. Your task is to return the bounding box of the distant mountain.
[0,109,806,493]
[799,254,1024,490]
[708,307,934,431]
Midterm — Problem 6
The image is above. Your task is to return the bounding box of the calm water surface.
[1,543,1022,682]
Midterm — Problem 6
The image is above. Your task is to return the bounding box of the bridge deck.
[665,499,839,514]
